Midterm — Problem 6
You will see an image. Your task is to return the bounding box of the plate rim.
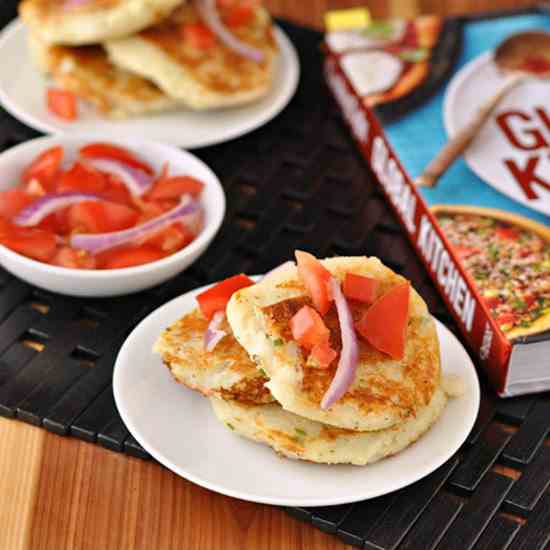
[113,281,481,507]
[443,50,549,217]
[0,19,300,149]
[443,50,493,139]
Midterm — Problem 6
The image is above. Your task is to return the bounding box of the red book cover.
[323,9,550,396]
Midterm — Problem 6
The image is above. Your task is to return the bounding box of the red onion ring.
[70,195,200,254]
[14,192,101,227]
[195,0,264,62]
[85,159,153,196]
[320,277,359,410]
[204,310,227,352]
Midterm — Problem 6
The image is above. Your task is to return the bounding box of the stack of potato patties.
[154,256,458,466]
[19,0,279,119]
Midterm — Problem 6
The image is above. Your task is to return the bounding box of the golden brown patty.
[154,309,273,405]
[105,4,278,109]
[29,35,179,118]
[20,0,184,45]
[210,384,447,465]
[227,256,441,432]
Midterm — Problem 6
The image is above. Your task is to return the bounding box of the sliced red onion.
[70,195,200,254]
[320,277,359,410]
[85,158,152,197]
[195,0,264,63]
[261,260,295,282]
[204,310,227,352]
[14,192,101,227]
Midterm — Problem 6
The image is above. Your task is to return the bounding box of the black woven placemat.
[0,3,549,549]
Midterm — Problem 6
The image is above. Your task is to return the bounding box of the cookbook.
[323,7,550,396]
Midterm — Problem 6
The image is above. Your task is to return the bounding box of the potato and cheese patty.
[20,0,184,45]
[154,309,273,405]
[105,3,278,110]
[210,385,447,465]
[227,257,441,432]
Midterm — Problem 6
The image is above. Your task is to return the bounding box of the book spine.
[324,55,512,394]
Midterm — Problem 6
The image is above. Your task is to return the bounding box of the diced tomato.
[289,305,330,350]
[496,226,519,240]
[37,213,59,233]
[99,245,165,269]
[525,294,536,308]
[496,312,517,326]
[310,339,337,368]
[295,250,332,315]
[0,227,57,261]
[47,89,77,121]
[182,23,217,50]
[453,246,479,259]
[355,283,410,360]
[225,5,254,28]
[0,217,14,238]
[139,201,164,222]
[58,162,107,194]
[25,179,47,197]
[79,143,153,175]
[144,223,194,252]
[68,201,139,233]
[53,208,72,235]
[0,190,34,219]
[51,247,96,269]
[147,175,204,201]
[100,178,133,206]
[342,273,379,304]
[21,146,63,190]
[157,199,179,212]
[196,274,255,320]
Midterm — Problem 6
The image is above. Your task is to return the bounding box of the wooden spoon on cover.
[415,31,550,188]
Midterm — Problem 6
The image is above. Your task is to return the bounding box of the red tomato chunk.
[98,246,165,269]
[355,283,410,360]
[1,227,57,262]
[290,305,336,367]
[47,89,78,121]
[197,274,255,320]
[147,176,204,200]
[295,250,332,315]
[79,143,153,175]
[342,273,379,304]
[289,305,329,350]
[22,146,63,190]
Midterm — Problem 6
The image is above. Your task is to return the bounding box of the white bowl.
[0,134,225,297]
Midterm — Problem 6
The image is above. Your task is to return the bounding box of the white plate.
[0,20,300,149]
[444,51,550,216]
[113,281,480,506]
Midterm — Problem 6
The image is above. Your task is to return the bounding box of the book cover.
[324,8,550,396]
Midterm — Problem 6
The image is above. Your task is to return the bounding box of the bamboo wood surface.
[0,1,537,549]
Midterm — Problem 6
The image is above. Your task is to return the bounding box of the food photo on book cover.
[324,7,550,397]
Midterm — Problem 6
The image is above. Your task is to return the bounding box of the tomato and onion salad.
[0,143,206,270]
